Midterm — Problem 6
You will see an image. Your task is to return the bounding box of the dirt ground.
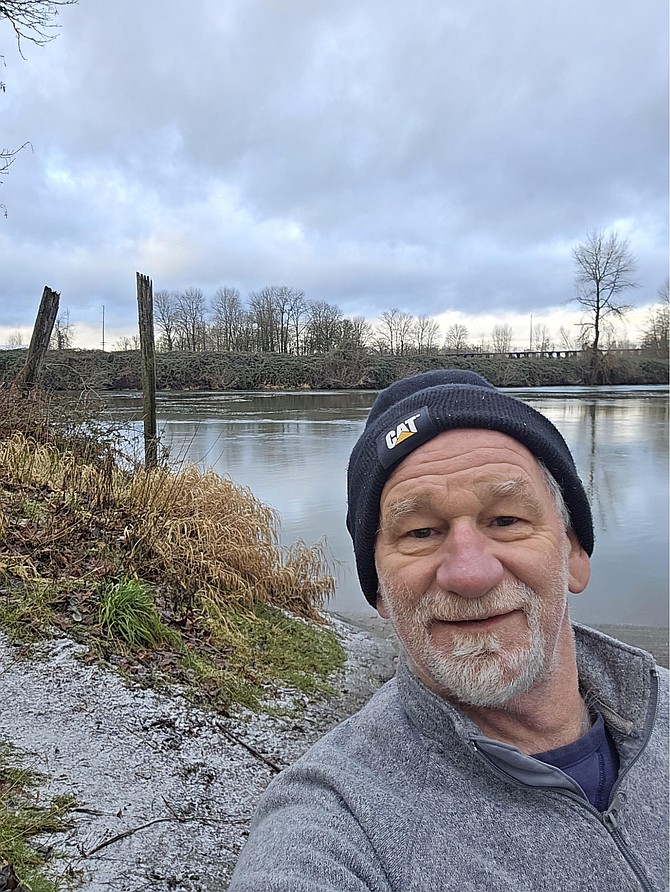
[1,615,665,891]
[0,616,398,892]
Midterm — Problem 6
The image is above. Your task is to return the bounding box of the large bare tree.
[248,286,300,353]
[375,309,415,355]
[414,315,440,354]
[174,287,207,351]
[305,300,343,353]
[571,228,638,356]
[288,289,308,354]
[154,289,179,352]
[340,315,371,350]
[532,322,553,354]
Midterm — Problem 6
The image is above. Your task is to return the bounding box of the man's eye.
[410,528,433,539]
[493,516,518,527]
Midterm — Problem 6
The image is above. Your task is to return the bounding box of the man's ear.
[376,590,390,618]
[567,529,591,594]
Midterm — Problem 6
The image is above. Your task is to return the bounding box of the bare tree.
[272,286,296,353]
[491,323,513,354]
[340,315,371,350]
[6,329,25,346]
[248,288,275,352]
[113,335,140,351]
[395,311,416,355]
[288,289,308,354]
[413,315,440,354]
[246,286,303,353]
[571,228,638,356]
[532,322,553,354]
[49,309,73,349]
[154,289,178,352]
[444,323,469,353]
[210,286,246,351]
[175,287,207,351]
[376,308,414,355]
[305,300,343,353]
[641,278,669,354]
[1,0,78,52]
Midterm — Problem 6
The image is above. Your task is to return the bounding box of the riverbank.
[0,346,667,391]
[2,612,666,891]
[0,616,398,892]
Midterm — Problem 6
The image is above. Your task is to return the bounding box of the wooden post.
[136,272,158,470]
[14,286,61,390]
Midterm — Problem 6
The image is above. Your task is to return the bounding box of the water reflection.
[103,387,669,628]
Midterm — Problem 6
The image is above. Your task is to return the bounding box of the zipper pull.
[603,792,626,832]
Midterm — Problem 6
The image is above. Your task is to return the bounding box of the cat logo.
[385,413,422,450]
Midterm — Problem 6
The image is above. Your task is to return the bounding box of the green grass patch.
[191,602,346,711]
[0,581,56,645]
[98,577,181,651]
[0,742,75,892]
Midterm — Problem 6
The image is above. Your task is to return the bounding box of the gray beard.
[379,576,567,708]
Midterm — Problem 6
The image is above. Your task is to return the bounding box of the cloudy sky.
[1,0,667,349]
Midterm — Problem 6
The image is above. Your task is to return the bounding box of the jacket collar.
[396,623,658,752]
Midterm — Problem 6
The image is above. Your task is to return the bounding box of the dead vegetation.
[0,386,344,714]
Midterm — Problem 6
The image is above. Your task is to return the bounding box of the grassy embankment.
[0,386,343,889]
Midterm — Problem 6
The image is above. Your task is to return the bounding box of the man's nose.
[434,523,505,599]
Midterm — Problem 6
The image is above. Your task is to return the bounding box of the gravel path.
[0,617,398,892]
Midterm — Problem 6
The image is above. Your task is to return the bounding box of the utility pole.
[101,305,105,351]
[529,315,533,352]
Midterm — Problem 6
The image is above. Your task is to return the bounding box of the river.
[102,385,669,629]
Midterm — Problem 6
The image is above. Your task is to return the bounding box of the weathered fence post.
[14,286,60,390]
[136,272,158,470]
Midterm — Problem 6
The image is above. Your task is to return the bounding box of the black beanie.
[346,369,594,606]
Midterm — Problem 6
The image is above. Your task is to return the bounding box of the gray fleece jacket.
[229,625,669,891]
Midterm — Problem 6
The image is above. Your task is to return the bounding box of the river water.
[103,386,669,629]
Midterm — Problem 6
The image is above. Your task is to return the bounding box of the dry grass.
[0,385,342,711]
[0,432,334,621]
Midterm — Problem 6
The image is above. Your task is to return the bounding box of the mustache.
[384,578,538,628]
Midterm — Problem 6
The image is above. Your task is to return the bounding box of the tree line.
[105,278,667,359]
[4,226,665,361]
[113,286,537,356]
[109,228,667,359]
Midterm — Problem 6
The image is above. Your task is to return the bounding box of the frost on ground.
[0,615,398,892]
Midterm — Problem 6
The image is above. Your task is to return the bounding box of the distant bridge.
[442,348,645,360]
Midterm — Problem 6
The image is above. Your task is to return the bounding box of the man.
[229,370,668,891]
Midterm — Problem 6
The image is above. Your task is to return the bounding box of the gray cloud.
[1,0,667,338]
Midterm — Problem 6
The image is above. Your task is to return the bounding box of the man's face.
[374,429,590,707]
